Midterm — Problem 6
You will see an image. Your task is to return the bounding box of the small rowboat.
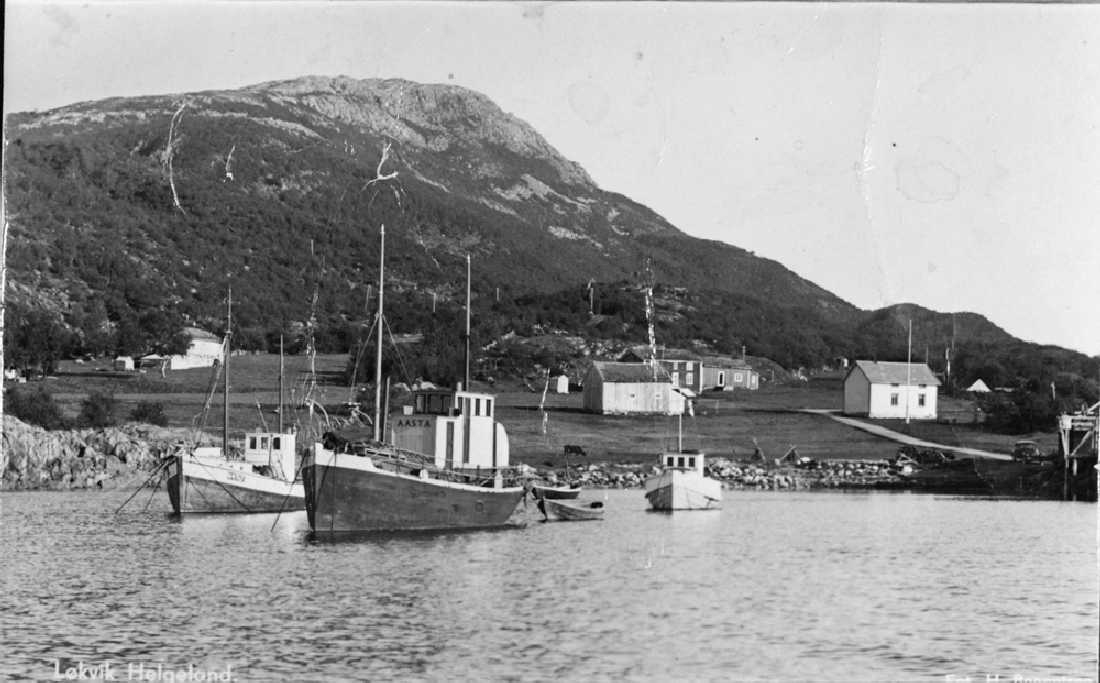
[532,482,582,500]
[538,498,604,522]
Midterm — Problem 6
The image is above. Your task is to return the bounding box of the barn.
[582,361,685,415]
[843,360,940,420]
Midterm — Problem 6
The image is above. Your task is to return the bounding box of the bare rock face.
[1,416,194,490]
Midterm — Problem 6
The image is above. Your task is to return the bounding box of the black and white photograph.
[2,1,1097,680]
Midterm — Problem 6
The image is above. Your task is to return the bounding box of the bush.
[6,387,69,430]
[78,390,118,428]
[130,401,169,426]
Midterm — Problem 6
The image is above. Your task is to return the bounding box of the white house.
[843,360,940,420]
[113,356,135,371]
[582,361,685,415]
[168,327,224,370]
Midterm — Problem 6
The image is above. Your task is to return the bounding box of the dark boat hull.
[167,455,305,514]
[533,484,581,500]
[304,449,526,533]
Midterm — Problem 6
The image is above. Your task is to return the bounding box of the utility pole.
[906,319,912,425]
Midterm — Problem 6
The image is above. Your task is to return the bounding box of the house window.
[485,399,492,417]
[734,372,743,383]
[918,393,926,407]
[475,398,481,416]
[890,393,899,406]
[718,372,725,386]
[686,371,694,386]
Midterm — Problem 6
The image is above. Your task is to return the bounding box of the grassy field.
[19,354,1054,466]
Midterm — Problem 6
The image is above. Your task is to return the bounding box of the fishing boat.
[644,449,723,511]
[167,289,305,514]
[167,431,305,513]
[302,228,525,533]
[538,497,604,522]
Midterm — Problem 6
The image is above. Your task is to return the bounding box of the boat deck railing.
[335,440,527,488]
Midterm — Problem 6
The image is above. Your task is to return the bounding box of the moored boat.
[166,288,304,514]
[644,450,722,511]
[168,432,305,513]
[538,497,604,522]
[304,385,526,533]
[302,226,525,534]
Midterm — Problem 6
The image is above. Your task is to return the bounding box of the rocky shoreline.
[532,458,906,492]
[1,416,197,491]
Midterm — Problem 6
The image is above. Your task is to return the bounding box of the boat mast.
[373,224,385,442]
[224,285,232,458]
[464,254,471,389]
[278,335,284,433]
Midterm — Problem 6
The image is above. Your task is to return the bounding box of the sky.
[5,1,1100,356]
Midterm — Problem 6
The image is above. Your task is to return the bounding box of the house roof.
[966,379,991,392]
[589,361,671,383]
[852,360,941,386]
[183,327,222,342]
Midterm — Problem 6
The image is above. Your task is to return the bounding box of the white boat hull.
[168,455,305,514]
[644,469,722,511]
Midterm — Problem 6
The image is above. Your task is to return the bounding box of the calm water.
[1,488,1096,681]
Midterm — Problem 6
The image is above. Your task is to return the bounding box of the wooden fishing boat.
[168,432,304,513]
[538,497,604,522]
[302,231,525,533]
[167,289,304,514]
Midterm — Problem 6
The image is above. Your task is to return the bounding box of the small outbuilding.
[552,374,570,394]
[843,360,940,420]
[582,361,685,415]
[113,356,135,372]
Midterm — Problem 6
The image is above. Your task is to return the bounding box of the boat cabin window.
[485,399,492,417]
[273,437,281,449]
[475,398,481,416]
[249,437,257,449]
[677,456,685,467]
[260,436,269,449]
[415,392,453,416]
[688,457,696,468]
[666,456,676,466]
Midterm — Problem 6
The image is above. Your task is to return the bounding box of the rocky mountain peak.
[246,75,594,187]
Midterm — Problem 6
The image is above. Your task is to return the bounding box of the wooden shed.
[582,361,684,415]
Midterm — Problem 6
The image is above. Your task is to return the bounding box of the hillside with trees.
[4,76,1096,424]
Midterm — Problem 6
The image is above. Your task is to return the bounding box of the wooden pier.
[1057,402,1099,502]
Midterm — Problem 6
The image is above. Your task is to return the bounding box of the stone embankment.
[536,458,903,491]
[1,416,196,491]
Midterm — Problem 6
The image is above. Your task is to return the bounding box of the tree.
[78,391,118,428]
[6,387,69,430]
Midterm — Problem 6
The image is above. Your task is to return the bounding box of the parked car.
[1011,440,1044,462]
